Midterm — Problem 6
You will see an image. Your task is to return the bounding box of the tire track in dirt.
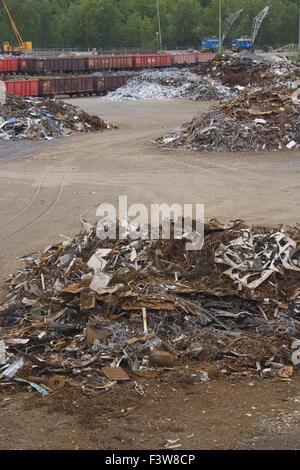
[0,172,67,247]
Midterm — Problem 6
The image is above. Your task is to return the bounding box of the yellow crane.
[1,0,32,54]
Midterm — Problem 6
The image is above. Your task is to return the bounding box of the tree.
[0,0,298,49]
[173,0,202,45]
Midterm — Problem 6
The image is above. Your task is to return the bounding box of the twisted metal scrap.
[215,229,300,290]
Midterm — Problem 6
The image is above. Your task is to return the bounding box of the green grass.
[290,55,300,63]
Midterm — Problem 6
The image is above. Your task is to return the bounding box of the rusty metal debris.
[48,375,65,390]
[157,85,300,152]
[0,94,112,141]
[0,219,299,393]
[149,351,176,367]
[102,367,130,382]
[193,53,300,89]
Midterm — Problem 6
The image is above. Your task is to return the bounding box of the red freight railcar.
[103,75,131,90]
[196,52,217,62]
[5,79,39,97]
[99,55,133,70]
[93,76,105,93]
[14,53,217,76]
[181,53,197,65]
[18,58,27,73]
[98,55,112,69]
[38,76,94,96]
[171,52,216,66]
[94,75,131,93]
[18,57,87,74]
[171,54,190,66]
[0,58,18,73]
[37,75,130,97]
[133,54,172,68]
[42,57,86,73]
[132,54,157,68]
[115,55,133,69]
[18,58,44,74]
[86,55,134,71]
[154,54,172,67]
[86,56,103,71]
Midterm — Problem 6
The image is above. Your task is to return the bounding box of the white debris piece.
[0,340,6,365]
[87,248,112,272]
[287,140,296,149]
[90,273,112,294]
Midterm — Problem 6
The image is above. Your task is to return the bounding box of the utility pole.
[219,0,222,53]
[156,0,162,52]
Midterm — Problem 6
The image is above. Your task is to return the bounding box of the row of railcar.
[0,52,216,75]
[5,75,133,97]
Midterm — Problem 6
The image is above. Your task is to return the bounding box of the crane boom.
[221,8,243,45]
[2,0,24,46]
[250,5,271,44]
[1,0,32,53]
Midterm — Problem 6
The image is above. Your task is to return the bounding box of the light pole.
[219,0,222,54]
[156,0,163,51]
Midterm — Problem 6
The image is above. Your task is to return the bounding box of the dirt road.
[0,98,299,282]
[0,97,300,450]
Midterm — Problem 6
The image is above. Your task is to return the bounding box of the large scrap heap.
[0,219,299,392]
[158,54,300,152]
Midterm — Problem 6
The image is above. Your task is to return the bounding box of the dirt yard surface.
[1,370,300,450]
[0,97,300,450]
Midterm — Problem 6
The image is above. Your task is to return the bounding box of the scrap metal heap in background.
[193,53,300,88]
[156,87,300,152]
[103,70,231,102]
[157,85,300,152]
[157,53,300,152]
[0,94,112,140]
[0,219,300,393]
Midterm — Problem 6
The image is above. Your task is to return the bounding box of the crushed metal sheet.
[102,367,130,382]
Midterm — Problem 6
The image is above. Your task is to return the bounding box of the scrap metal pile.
[193,53,300,89]
[0,95,111,141]
[156,85,300,152]
[102,70,230,102]
[0,219,300,394]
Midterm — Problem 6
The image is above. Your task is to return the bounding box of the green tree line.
[0,0,299,49]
